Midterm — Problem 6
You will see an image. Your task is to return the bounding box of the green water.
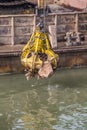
[0,68,87,130]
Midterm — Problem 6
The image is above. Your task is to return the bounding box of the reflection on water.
[0,68,87,130]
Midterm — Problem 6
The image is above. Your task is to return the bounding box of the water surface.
[0,68,87,130]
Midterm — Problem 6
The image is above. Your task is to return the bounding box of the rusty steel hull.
[55,46,87,68]
[0,45,87,73]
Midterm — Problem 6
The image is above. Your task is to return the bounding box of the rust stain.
[65,56,86,67]
[0,65,11,73]
[0,65,24,73]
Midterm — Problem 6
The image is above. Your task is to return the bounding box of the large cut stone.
[38,61,53,78]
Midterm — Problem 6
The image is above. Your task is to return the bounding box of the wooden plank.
[11,17,14,45]
[75,13,78,32]
[54,14,57,27]
[33,15,36,30]
[49,25,58,49]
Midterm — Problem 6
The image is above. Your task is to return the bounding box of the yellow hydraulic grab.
[21,26,59,79]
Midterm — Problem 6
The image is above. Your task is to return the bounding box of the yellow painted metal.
[21,27,59,73]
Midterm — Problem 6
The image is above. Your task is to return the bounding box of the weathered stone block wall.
[56,12,87,47]
[14,16,34,44]
[0,15,35,45]
[0,12,87,47]
[78,13,87,42]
